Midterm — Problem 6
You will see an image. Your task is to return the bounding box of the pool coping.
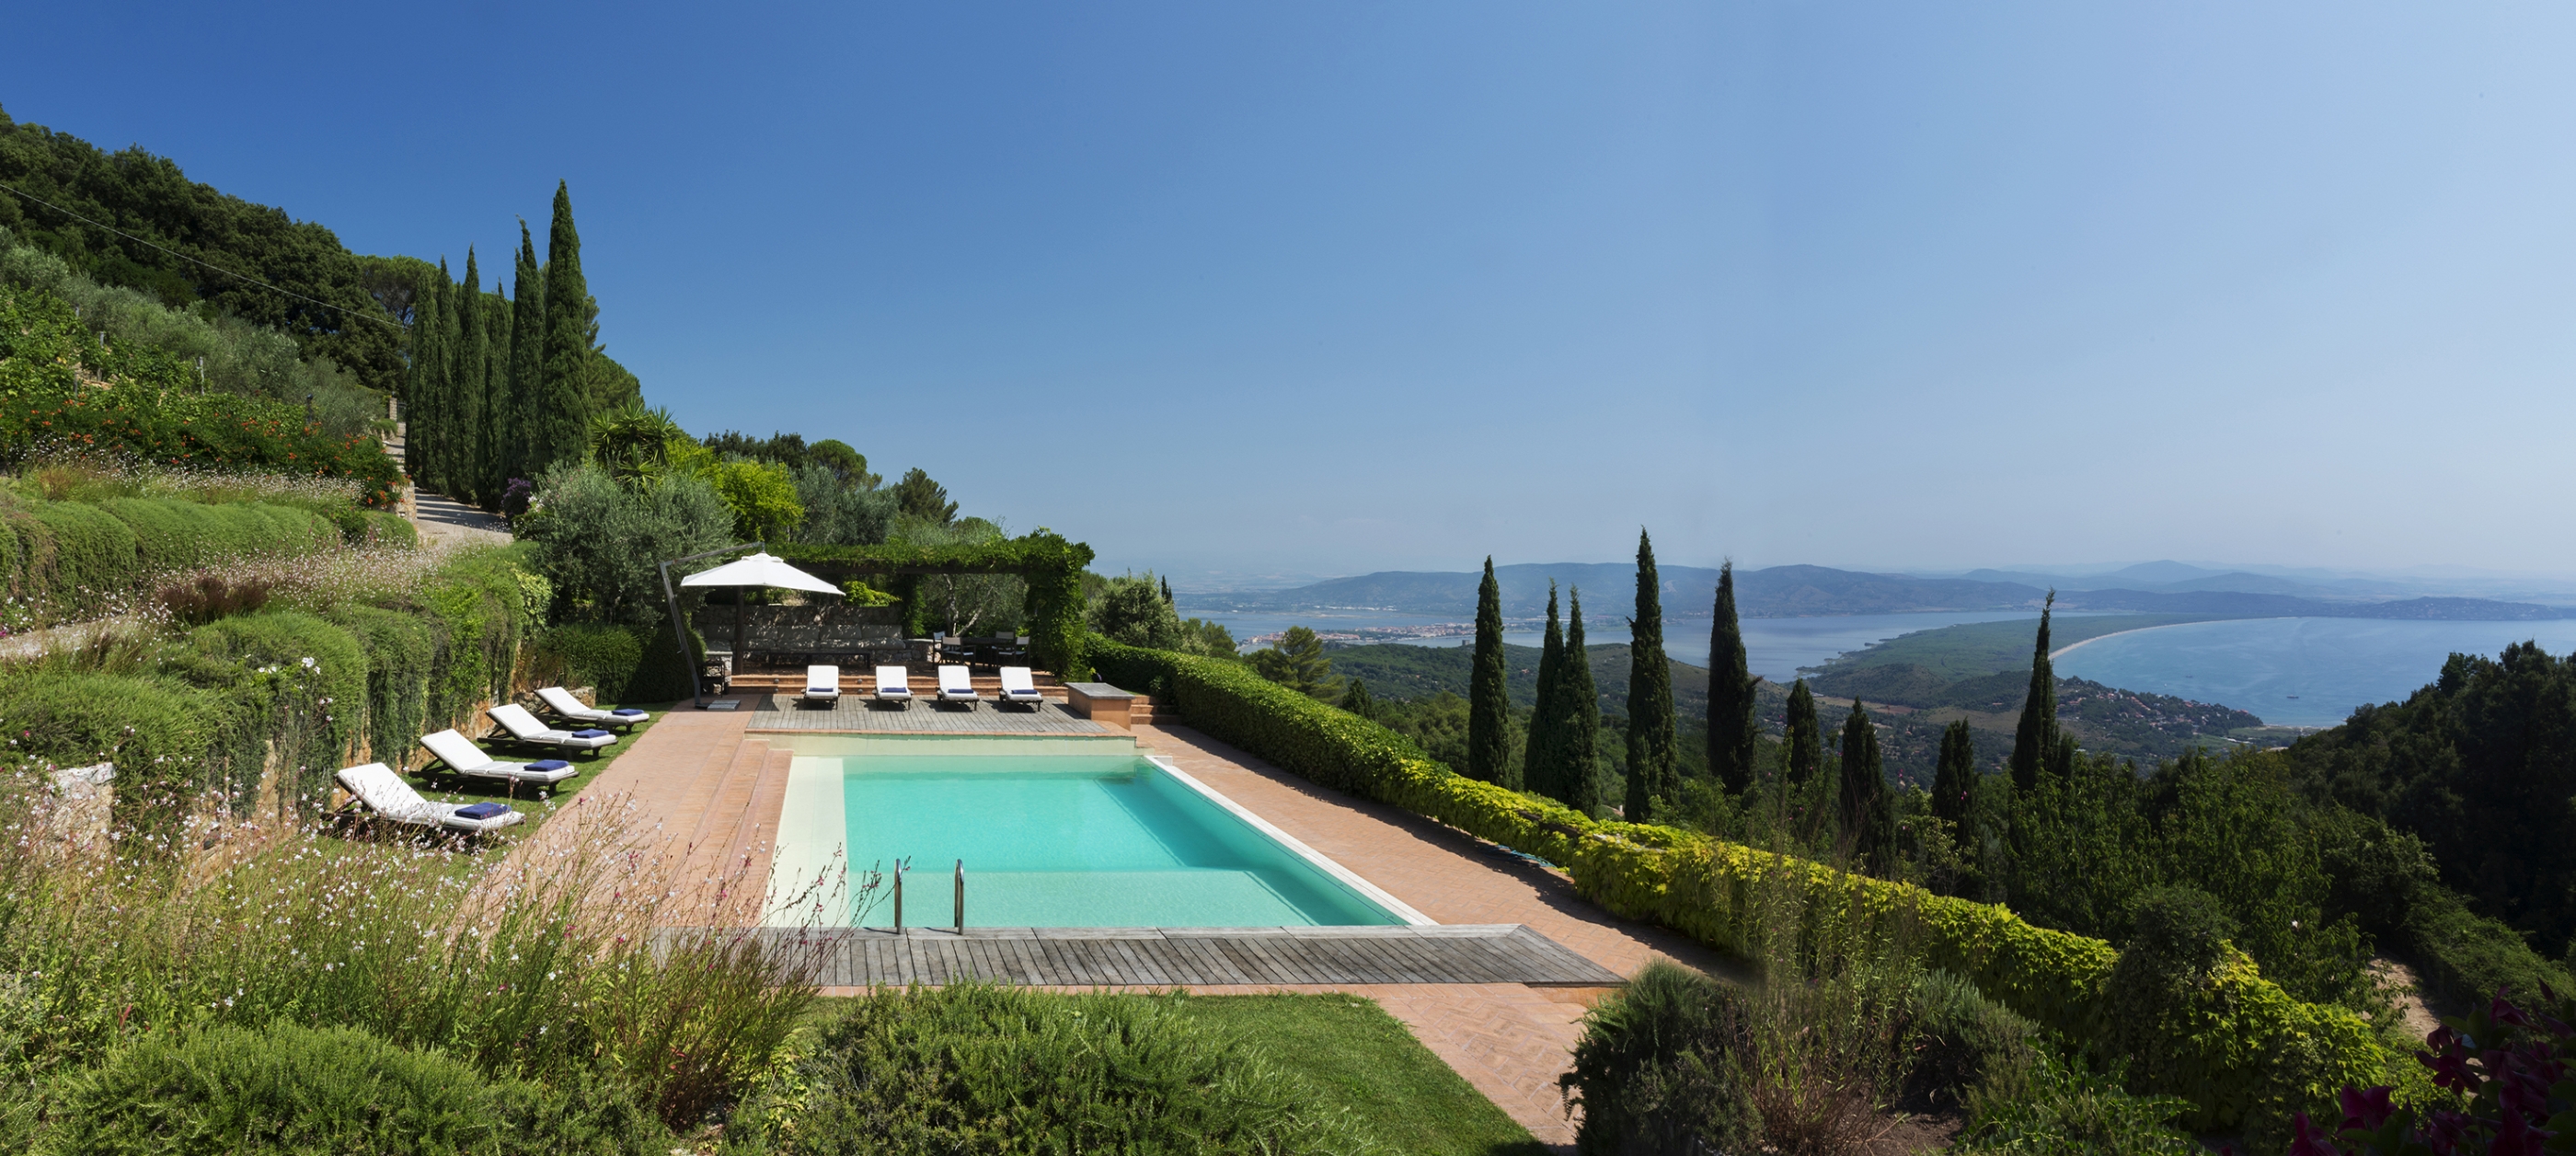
[1144,754,1434,927]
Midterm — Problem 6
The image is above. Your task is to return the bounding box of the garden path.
[411,491,510,548]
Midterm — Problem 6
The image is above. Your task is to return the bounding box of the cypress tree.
[1839,699,1893,873]
[535,181,598,476]
[409,262,451,492]
[1559,587,1602,815]
[1624,530,1677,822]
[507,221,544,487]
[1707,561,1759,796]
[482,285,512,506]
[2008,591,2060,793]
[1522,582,1564,800]
[1783,678,1821,789]
[1160,576,1173,606]
[1343,678,1375,722]
[1932,719,1976,856]
[452,249,486,503]
[1467,557,1512,786]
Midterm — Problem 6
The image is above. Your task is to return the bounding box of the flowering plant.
[2292,986,2576,1155]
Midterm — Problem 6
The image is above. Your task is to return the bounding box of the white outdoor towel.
[535,687,648,729]
[937,665,982,704]
[804,665,842,700]
[998,666,1044,704]
[420,730,578,784]
[487,703,616,751]
[337,763,523,833]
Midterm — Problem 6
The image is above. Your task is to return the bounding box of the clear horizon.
[10,3,2575,580]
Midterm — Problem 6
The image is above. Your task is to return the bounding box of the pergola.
[771,530,1096,679]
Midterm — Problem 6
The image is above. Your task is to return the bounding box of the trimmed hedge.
[0,493,346,619]
[0,546,546,829]
[531,623,698,705]
[1088,640,2391,1135]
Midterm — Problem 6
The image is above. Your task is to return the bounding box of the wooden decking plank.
[812,924,1616,988]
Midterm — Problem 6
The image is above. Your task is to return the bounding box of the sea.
[2051,617,2576,727]
[1182,607,2576,729]
[1179,609,2049,683]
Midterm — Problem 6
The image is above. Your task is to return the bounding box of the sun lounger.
[485,703,617,756]
[874,665,913,706]
[535,687,650,732]
[803,665,842,705]
[336,762,523,834]
[420,729,580,785]
[937,665,982,708]
[998,665,1045,709]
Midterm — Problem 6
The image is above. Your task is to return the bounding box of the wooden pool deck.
[742,696,1110,734]
[731,924,1623,988]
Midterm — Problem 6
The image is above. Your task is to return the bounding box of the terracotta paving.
[586,710,1739,1150]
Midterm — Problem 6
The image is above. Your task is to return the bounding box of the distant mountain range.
[1179,561,2566,621]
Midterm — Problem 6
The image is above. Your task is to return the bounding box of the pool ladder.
[891,860,966,934]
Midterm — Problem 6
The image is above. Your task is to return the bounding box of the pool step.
[678,739,796,919]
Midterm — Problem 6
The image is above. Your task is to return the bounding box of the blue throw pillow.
[529,759,570,772]
[571,729,611,739]
[455,803,512,820]
[612,708,647,717]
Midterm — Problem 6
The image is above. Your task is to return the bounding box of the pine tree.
[1522,582,1565,800]
[1467,557,1512,786]
[1343,678,1375,722]
[535,181,598,476]
[1250,626,1338,699]
[2008,592,2060,793]
[506,221,544,487]
[1784,678,1821,790]
[1839,699,1893,873]
[1558,587,1602,815]
[1624,530,1677,822]
[1932,719,1976,856]
[481,285,512,506]
[452,249,486,503]
[1707,561,1759,795]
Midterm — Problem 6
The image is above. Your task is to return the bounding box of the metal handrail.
[954,860,965,934]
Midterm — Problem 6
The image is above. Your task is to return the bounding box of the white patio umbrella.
[679,552,843,684]
[677,551,842,595]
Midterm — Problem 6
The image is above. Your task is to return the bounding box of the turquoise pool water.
[789,752,1407,928]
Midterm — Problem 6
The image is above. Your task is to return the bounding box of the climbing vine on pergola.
[774,530,1097,678]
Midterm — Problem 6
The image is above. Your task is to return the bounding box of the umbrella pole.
[661,541,763,711]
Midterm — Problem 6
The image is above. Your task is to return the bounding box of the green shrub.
[187,610,368,813]
[42,1022,668,1155]
[1560,961,1758,1155]
[1952,1049,2199,1155]
[18,501,139,612]
[535,622,699,705]
[326,604,435,769]
[1087,638,2394,1137]
[735,984,1374,1155]
[97,497,338,572]
[1903,969,2038,1114]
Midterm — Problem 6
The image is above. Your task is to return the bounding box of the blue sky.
[10,3,2575,584]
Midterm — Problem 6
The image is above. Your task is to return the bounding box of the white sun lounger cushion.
[420,729,577,784]
[805,665,842,699]
[488,704,616,750]
[875,666,912,699]
[535,686,647,728]
[337,763,522,833]
[937,665,981,701]
[998,666,1044,701]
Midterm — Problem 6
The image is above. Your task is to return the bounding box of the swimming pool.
[765,736,1422,928]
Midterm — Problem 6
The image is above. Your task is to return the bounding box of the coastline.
[2047,616,2266,662]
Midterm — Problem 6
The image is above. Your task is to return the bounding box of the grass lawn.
[1171,994,1551,1156]
[789,990,1551,1154]
[385,699,673,867]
